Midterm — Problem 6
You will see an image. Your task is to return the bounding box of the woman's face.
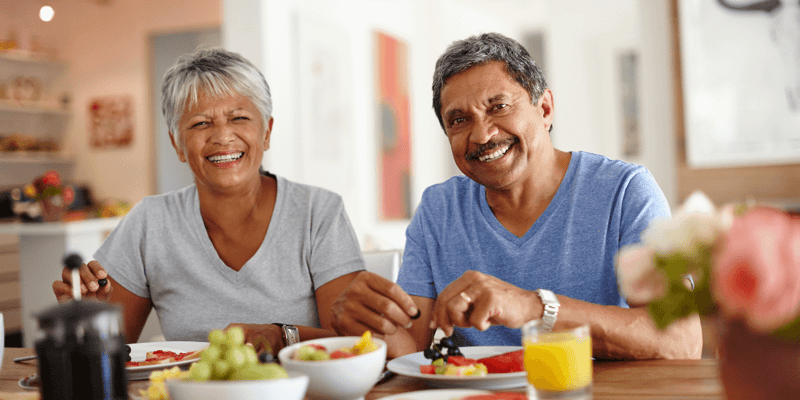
[171,90,272,193]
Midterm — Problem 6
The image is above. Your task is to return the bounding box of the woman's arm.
[228,271,363,356]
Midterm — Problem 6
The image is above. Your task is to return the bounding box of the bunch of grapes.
[187,327,287,381]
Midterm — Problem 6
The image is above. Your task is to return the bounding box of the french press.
[34,254,128,400]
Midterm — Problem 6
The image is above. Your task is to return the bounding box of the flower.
[615,191,800,339]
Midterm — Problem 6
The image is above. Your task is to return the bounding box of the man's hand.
[52,260,113,303]
[331,271,420,337]
[431,270,540,336]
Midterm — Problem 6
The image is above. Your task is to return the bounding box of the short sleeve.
[93,200,151,298]
[619,170,672,248]
[396,190,437,299]
[307,192,365,289]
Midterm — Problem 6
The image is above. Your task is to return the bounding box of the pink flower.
[615,244,667,305]
[712,208,800,334]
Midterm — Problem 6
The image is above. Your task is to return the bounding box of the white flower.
[641,192,726,258]
[615,244,666,304]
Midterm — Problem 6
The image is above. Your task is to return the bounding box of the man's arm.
[429,270,702,360]
[558,295,702,360]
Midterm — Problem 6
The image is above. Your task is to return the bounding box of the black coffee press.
[34,254,128,400]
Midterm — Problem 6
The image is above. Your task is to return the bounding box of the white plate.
[386,346,527,390]
[380,388,492,399]
[127,341,208,380]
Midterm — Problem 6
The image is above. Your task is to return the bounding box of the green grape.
[189,361,212,382]
[200,345,222,364]
[243,345,258,365]
[226,326,245,346]
[208,329,226,346]
[226,345,248,371]
[212,359,231,380]
[229,364,289,381]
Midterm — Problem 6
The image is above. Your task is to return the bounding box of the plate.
[127,341,208,380]
[386,346,527,390]
[380,389,491,400]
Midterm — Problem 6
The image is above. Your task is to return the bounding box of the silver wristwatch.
[536,289,560,332]
[273,323,300,346]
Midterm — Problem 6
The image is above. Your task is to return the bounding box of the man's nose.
[470,117,499,144]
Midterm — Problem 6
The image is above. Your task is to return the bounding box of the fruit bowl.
[165,370,309,400]
[278,336,387,400]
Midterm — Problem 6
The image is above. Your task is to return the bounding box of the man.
[332,33,702,360]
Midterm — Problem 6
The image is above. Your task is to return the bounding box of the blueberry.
[258,352,275,364]
[439,337,454,349]
[98,278,108,288]
[448,347,463,357]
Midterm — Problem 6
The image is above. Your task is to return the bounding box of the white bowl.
[165,370,309,400]
[278,336,387,400]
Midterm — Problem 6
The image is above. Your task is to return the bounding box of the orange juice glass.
[522,320,592,399]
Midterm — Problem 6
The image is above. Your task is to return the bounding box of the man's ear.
[263,117,274,151]
[169,131,187,163]
[538,89,554,130]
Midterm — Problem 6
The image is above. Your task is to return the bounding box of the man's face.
[439,61,553,191]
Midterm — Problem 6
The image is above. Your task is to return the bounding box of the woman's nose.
[211,122,236,144]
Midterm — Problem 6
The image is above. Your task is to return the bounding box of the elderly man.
[332,33,701,360]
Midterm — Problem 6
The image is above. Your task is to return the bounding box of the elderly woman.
[52,48,364,354]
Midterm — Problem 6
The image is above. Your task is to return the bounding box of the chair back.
[362,249,402,282]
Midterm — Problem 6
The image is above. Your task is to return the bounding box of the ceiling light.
[39,5,54,22]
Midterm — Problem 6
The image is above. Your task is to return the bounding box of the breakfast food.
[420,337,524,375]
[140,327,290,400]
[126,349,204,367]
[293,331,379,361]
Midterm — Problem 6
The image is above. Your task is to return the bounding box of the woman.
[52,48,364,354]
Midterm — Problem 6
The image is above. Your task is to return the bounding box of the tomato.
[419,365,437,374]
[477,350,524,373]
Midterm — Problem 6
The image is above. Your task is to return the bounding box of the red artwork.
[88,95,134,148]
[375,31,412,220]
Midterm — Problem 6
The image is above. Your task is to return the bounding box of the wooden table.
[0,348,726,399]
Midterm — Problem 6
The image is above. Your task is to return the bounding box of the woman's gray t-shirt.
[95,175,365,342]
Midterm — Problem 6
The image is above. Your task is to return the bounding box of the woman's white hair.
[161,48,272,140]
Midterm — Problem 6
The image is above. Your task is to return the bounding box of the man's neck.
[485,149,572,237]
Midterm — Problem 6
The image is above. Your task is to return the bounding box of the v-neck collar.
[478,152,578,246]
[190,174,283,282]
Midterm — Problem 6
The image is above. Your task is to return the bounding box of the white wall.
[223,0,678,251]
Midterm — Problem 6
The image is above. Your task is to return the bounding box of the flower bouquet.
[615,191,800,338]
[20,170,74,221]
[615,192,800,399]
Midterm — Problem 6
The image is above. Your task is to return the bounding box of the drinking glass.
[521,319,592,400]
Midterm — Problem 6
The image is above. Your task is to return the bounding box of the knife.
[13,355,38,363]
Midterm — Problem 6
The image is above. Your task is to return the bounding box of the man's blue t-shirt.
[396,151,671,347]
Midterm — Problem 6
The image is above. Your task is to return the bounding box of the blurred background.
[1,0,798,345]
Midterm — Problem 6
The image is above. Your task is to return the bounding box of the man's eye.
[493,104,507,111]
[450,117,466,127]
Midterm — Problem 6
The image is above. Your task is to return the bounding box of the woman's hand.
[52,260,113,303]
[224,323,283,356]
[431,270,539,336]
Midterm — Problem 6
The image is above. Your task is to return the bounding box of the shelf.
[0,100,69,117]
[0,152,73,165]
[0,50,66,68]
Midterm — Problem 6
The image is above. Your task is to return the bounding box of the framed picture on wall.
[374,30,412,221]
[678,0,800,168]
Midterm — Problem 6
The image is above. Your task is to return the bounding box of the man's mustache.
[465,138,518,160]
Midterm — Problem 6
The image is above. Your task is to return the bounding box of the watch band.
[273,323,300,346]
[536,289,560,332]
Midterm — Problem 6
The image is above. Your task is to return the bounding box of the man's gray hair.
[432,32,547,131]
[161,48,272,139]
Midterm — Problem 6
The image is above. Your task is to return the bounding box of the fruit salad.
[293,331,379,361]
[419,336,524,376]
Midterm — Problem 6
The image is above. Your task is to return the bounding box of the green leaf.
[648,282,697,329]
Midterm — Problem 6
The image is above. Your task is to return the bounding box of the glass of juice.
[521,319,592,400]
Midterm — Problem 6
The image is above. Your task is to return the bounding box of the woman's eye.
[190,121,208,128]
[233,116,249,121]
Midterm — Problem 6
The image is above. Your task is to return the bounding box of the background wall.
[223,0,677,250]
[0,0,221,205]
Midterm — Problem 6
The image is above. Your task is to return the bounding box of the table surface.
[0,347,726,399]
